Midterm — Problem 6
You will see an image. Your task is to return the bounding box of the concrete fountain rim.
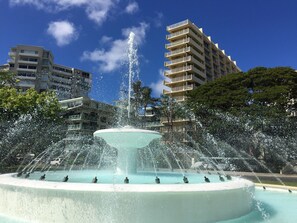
[0,173,254,193]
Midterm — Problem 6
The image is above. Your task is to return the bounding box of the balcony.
[165,38,190,49]
[166,28,189,40]
[164,65,192,76]
[192,66,206,79]
[165,47,190,58]
[68,114,81,120]
[51,82,71,89]
[167,20,189,31]
[190,56,205,70]
[162,84,196,95]
[188,38,204,53]
[68,124,81,130]
[17,68,37,72]
[53,69,73,76]
[51,75,71,84]
[171,84,195,92]
[17,75,36,80]
[165,55,204,70]
[16,81,35,88]
[145,121,163,128]
[18,60,38,65]
[19,52,39,57]
[164,56,191,67]
[164,74,204,86]
[187,47,204,61]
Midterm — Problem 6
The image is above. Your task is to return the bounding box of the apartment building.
[163,19,241,138]
[5,45,91,100]
[60,97,116,140]
[164,19,240,101]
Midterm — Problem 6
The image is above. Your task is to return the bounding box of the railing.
[164,65,192,75]
[166,28,189,39]
[18,60,38,64]
[165,38,189,48]
[51,75,71,84]
[145,122,163,127]
[169,74,194,83]
[68,124,81,130]
[17,68,37,72]
[167,19,189,30]
[188,38,203,51]
[171,84,194,92]
[68,114,81,120]
[164,56,191,66]
[165,47,190,57]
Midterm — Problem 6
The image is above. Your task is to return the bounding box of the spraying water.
[127,32,139,120]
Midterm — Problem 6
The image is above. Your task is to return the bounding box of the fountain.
[0,125,254,223]
[0,32,296,223]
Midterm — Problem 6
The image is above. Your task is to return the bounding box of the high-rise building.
[162,19,241,139]
[5,45,91,100]
[163,19,241,102]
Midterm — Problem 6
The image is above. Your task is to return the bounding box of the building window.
[20,50,38,55]
[19,65,27,69]
[28,65,36,69]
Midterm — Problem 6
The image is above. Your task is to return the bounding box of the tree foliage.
[0,70,19,87]
[186,67,297,171]
[187,67,297,117]
[0,87,63,121]
[0,71,65,170]
[130,81,156,127]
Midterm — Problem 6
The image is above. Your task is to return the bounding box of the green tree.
[130,81,156,127]
[0,71,65,170]
[186,67,297,171]
[0,87,63,121]
[141,86,155,119]
[188,67,297,116]
[0,70,18,87]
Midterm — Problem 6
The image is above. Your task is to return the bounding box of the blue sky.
[1,0,297,104]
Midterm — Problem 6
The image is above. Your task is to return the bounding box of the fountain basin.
[94,127,161,150]
[0,173,254,223]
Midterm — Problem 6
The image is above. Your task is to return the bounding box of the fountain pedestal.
[117,148,138,174]
[94,126,162,174]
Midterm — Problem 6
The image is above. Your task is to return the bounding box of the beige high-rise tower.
[162,19,241,137]
[163,19,240,102]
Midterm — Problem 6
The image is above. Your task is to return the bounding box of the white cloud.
[47,20,78,46]
[125,2,139,14]
[100,35,113,44]
[81,22,149,72]
[9,0,118,25]
[150,69,169,97]
[153,12,163,28]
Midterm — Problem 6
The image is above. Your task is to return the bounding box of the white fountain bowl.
[93,126,162,150]
[0,173,254,223]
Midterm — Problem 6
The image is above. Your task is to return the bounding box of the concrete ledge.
[0,173,255,223]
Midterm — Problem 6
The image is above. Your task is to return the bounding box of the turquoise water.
[221,188,297,223]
